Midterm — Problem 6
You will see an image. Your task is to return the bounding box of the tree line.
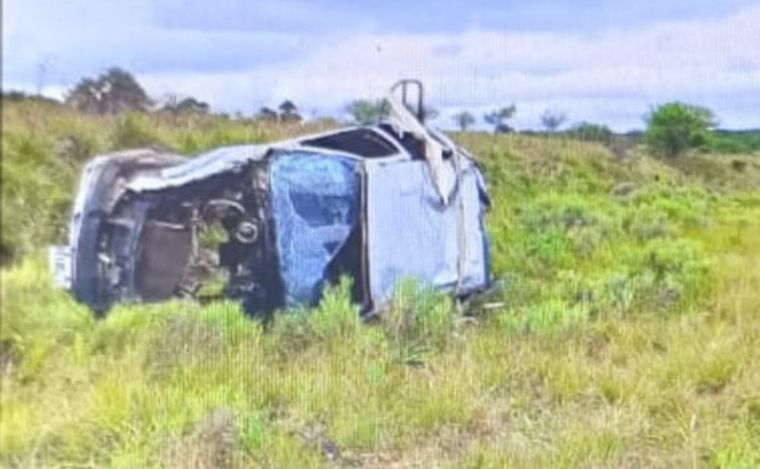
[3,66,727,157]
[447,102,719,157]
[40,67,306,123]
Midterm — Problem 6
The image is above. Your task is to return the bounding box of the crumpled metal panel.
[385,94,455,203]
[365,157,489,304]
[127,144,268,192]
[270,151,361,306]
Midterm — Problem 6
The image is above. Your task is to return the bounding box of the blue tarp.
[270,152,361,307]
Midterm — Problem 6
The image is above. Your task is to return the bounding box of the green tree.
[345,99,389,124]
[540,109,567,132]
[161,95,210,115]
[568,121,614,143]
[278,100,302,123]
[66,67,152,114]
[645,102,716,157]
[484,105,517,133]
[256,106,278,121]
[453,111,476,131]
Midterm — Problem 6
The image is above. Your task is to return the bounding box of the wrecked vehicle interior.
[50,81,492,317]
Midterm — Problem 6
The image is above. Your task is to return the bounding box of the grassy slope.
[2,102,760,467]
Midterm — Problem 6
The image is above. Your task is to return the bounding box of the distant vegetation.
[484,104,517,133]
[345,99,389,124]
[160,95,211,115]
[277,100,302,123]
[540,109,568,132]
[1,68,760,467]
[566,122,614,143]
[645,102,716,157]
[8,67,308,124]
[708,129,760,154]
[452,110,476,131]
[66,67,153,114]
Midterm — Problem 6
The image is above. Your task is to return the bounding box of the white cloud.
[5,1,759,130]
[138,4,760,130]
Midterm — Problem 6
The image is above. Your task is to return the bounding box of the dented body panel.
[54,86,491,316]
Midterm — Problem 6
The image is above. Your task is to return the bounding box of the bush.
[645,102,716,157]
[308,277,361,342]
[707,130,760,154]
[382,279,455,356]
[567,122,614,143]
[622,238,712,312]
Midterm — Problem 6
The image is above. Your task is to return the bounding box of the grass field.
[708,130,760,155]
[2,100,760,467]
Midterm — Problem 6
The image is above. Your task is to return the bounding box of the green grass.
[2,102,760,467]
[707,130,760,154]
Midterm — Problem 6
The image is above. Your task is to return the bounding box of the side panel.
[365,159,489,304]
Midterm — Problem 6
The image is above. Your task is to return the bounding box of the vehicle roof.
[126,124,411,192]
[127,95,470,203]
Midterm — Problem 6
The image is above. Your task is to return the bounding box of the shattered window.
[270,152,361,306]
[289,193,356,229]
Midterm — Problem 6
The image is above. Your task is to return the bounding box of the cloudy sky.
[3,0,760,130]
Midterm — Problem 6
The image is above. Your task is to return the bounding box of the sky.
[3,0,760,131]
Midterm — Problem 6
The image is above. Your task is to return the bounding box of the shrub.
[567,122,614,143]
[111,112,163,149]
[622,238,712,312]
[707,130,760,154]
[645,102,716,157]
[308,277,361,342]
[267,278,360,358]
[382,279,455,356]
